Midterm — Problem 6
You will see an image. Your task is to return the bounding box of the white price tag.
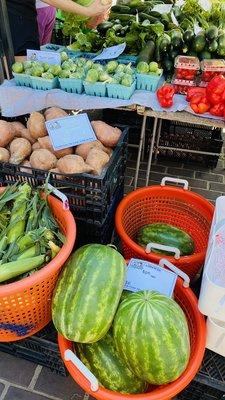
[124,258,177,297]
[27,49,61,65]
[198,0,211,11]
[194,22,203,35]
[152,4,172,13]
[171,11,179,26]
[45,114,97,151]
[92,43,126,61]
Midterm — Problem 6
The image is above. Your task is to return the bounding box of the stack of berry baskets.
[200,59,225,87]
[172,56,200,95]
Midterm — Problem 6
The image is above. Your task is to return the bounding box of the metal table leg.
[154,118,162,161]
[145,117,158,186]
[134,113,147,189]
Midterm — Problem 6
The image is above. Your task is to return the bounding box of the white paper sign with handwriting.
[124,258,177,297]
[27,49,61,65]
[93,43,126,61]
[45,114,97,151]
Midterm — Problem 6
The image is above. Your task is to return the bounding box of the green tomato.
[116,64,125,74]
[124,64,134,75]
[31,66,44,77]
[85,60,93,70]
[42,72,54,79]
[106,60,118,74]
[137,61,149,74]
[43,63,50,72]
[12,62,24,74]
[121,74,133,87]
[60,51,68,62]
[59,70,70,78]
[70,71,83,79]
[32,61,43,69]
[99,72,110,82]
[76,57,86,67]
[85,68,99,83]
[48,65,62,76]
[149,62,159,73]
[23,61,32,70]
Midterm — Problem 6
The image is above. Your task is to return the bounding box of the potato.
[0,120,15,147]
[0,148,10,163]
[27,112,47,139]
[86,148,110,175]
[91,121,121,147]
[17,128,36,144]
[9,138,32,164]
[75,140,111,160]
[44,107,68,121]
[57,155,93,174]
[38,136,73,159]
[30,149,57,171]
[32,142,41,151]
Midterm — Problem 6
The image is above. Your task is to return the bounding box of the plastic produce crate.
[83,82,107,97]
[158,120,223,168]
[0,125,129,225]
[136,72,162,92]
[0,324,67,376]
[58,77,83,94]
[40,43,66,52]
[31,76,59,91]
[177,380,225,399]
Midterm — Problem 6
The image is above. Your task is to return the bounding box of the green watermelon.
[113,290,190,385]
[75,331,148,394]
[52,244,126,343]
[137,223,194,256]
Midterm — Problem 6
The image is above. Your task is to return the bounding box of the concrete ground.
[0,144,225,399]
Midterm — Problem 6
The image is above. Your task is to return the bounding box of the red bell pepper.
[186,87,206,102]
[157,84,175,108]
[189,92,210,114]
[209,103,225,117]
[206,75,225,105]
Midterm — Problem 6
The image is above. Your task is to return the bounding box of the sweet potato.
[44,107,68,121]
[9,138,32,164]
[86,148,110,175]
[38,136,73,159]
[27,112,47,139]
[75,140,112,160]
[0,148,10,163]
[0,120,15,147]
[10,121,26,136]
[57,155,93,174]
[30,149,57,171]
[91,121,121,147]
[32,142,41,151]
[17,128,36,144]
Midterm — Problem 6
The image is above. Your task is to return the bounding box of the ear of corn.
[0,255,46,283]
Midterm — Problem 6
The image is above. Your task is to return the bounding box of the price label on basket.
[27,49,61,65]
[45,114,97,151]
[124,258,177,297]
[92,43,126,61]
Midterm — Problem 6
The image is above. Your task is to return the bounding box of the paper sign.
[198,0,211,11]
[152,4,172,13]
[124,258,177,298]
[171,11,179,26]
[194,22,203,35]
[27,49,61,65]
[176,0,185,7]
[92,43,126,61]
[45,114,97,151]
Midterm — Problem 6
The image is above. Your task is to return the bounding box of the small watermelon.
[113,290,190,385]
[76,331,148,394]
[52,244,126,343]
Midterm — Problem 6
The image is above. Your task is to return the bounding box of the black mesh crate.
[158,120,223,168]
[177,380,225,399]
[0,126,129,225]
[75,184,124,248]
[0,323,67,376]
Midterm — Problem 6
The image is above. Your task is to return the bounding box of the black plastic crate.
[0,323,67,376]
[177,380,225,399]
[75,184,124,247]
[158,121,223,168]
[0,126,129,225]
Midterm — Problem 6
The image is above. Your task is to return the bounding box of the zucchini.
[97,21,113,33]
[111,5,131,13]
[183,30,194,44]
[206,26,218,41]
[159,33,171,52]
[170,29,183,48]
[208,40,218,53]
[218,34,225,56]
[139,12,158,22]
[137,40,155,63]
[163,58,173,72]
[200,50,211,60]
[192,34,206,53]
[109,13,136,22]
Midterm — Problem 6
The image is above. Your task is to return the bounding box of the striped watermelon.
[76,331,148,394]
[52,244,126,343]
[113,290,190,385]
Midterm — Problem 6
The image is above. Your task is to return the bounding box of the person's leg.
[36,6,56,46]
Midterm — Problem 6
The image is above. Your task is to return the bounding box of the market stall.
[0,0,225,399]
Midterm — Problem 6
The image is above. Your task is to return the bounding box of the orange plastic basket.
[58,276,206,400]
[115,178,214,280]
[0,188,76,342]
